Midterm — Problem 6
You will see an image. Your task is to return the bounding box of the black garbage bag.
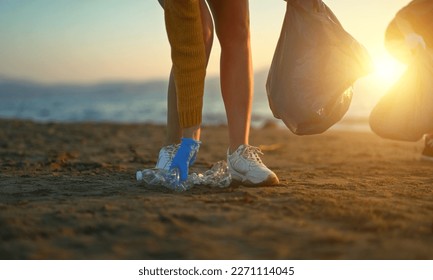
[370,49,433,141]
[266,0,372,135]
[369,0,433,142]
[385,0,433,64]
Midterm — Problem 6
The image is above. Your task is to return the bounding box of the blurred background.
[0,0,412,129]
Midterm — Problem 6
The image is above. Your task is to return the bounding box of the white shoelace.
[242,145,264,164]
[161,144,179,160]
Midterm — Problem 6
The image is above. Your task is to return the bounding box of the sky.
[0,0,412,84]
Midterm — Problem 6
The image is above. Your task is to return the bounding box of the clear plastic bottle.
[136,160,231,191]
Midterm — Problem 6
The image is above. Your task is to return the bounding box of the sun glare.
[373,55,407,86]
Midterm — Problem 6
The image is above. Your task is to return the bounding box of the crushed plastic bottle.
[136,160,231,192]
[188,161,232,188]
[135,167,187,191]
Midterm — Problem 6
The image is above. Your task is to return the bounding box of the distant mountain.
[0,69,374,130]
[0,69,270,97]
[0,70,271,125]
[0,78,167,98]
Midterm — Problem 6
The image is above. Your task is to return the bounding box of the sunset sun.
[372,54,406,86]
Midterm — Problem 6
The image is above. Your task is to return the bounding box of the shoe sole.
[231,176,280,187]
[229,169,279,186]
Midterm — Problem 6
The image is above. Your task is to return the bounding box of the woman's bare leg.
[206,0,278,186]
[206,0,252,153]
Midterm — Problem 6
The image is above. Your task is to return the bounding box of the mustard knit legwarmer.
[164,0,207,128]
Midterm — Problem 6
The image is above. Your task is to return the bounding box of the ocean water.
[0,71,391,131]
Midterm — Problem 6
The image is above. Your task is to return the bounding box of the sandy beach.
[0,119,432,260]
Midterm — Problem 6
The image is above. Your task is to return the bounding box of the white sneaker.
[155,144,179,170]
[155,143,199,171]
[227,145,279,186]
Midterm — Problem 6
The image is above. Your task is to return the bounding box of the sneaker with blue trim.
[155,142,200,171]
